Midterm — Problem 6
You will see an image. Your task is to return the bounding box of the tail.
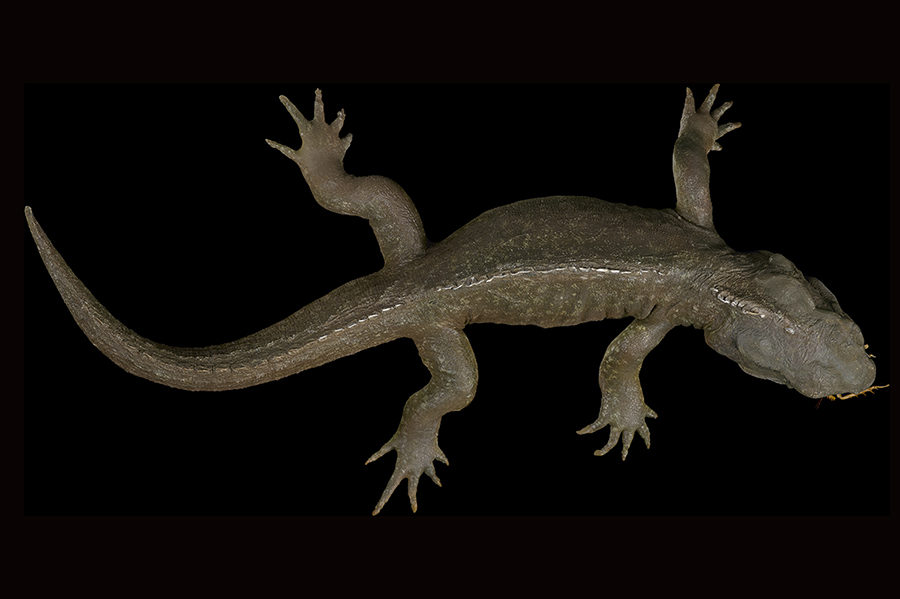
[25,206,400,391]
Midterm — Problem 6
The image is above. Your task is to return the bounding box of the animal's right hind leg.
[365,327,478,515]
[266,89,428,267]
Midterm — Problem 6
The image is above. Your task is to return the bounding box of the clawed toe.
[407,475,421,513]
[576,417,608,435]
[365,438,395,465]
[580,403,656,459]
[366,426,449,515]
[425,463,442,487]
[594,428,622,457]
[621,430,635,459]
[370,464,445,516]
[372,473,403,516]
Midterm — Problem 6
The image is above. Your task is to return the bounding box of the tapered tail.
[25,207,399,391]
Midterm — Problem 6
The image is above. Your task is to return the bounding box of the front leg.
[672,84,741,230]
[366,327,478,515]
[577,310,674,459]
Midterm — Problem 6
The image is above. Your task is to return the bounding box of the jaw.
[776,358,875,399]
[809,356,877,399]
[738,351,876,399]
[799,342,877,398]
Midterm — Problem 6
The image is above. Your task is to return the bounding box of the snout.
[834,353,877,396]
[795,348,876,399]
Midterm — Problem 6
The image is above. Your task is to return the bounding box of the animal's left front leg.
[578,310,674,459]
[366,327,478,515]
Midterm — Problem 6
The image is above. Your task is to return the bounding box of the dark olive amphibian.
[26,85,888,515]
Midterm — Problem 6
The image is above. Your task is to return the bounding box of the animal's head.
[703,252,876,398]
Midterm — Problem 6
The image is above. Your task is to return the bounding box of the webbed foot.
[365,421,448,515]
[577,402,657,460]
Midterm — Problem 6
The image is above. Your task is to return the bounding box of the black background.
[24,84,890,516]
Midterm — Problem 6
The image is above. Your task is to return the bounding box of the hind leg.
[266,89,427,267]
[366,327,478,515]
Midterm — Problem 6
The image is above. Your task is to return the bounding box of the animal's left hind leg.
[267,89,428,267]
[366,327,478,515]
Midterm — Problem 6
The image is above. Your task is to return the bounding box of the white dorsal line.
[711,285,763,317]
[125,261,766,375]
[317,303,405,340]
[313,262,670,344]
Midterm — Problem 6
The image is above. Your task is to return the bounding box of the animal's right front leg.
[366,328,478,515]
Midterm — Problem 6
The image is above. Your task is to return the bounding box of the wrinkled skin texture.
[25,85,883,516]
[703,251,875,398]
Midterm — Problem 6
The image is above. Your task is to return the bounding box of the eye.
[784,327,795,335]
